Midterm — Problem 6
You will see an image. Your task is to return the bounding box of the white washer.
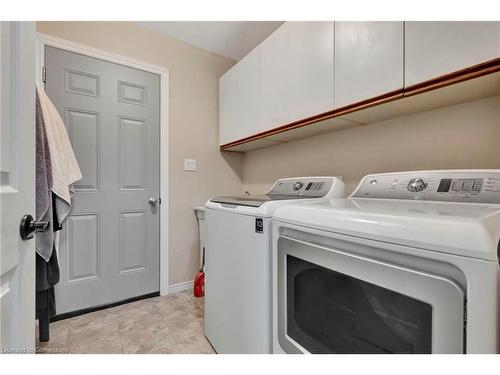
[272,170,500,354]
[205,177,345,353]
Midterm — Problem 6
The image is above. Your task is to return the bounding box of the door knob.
[19,214,49,240]
[149,197,158,206]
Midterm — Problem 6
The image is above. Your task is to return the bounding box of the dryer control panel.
[351,170,500,203]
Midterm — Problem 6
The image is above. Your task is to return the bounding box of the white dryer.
[205,177,345,353]
[272,170,500,354]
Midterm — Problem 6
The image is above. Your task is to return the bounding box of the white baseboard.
[169,280,193,294]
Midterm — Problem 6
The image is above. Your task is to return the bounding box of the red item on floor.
[194,246,205,297]
[193,270,205,297]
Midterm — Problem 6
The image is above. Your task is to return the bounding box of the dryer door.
[276,236,464,354]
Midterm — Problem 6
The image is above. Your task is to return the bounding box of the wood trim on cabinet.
[330,88,404,117]
[403,57,500,97]
[220,57,500,151]
[219,89,404,150]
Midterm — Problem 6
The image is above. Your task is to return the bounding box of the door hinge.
[42,66,47,83]
[158,197,162,205]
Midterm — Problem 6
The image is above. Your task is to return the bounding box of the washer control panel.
[351,171,500,203]
[407,177,428,193]
[267,177,341,198]
[292,181,304,191]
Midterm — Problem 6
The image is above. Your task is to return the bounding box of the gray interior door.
[45,46,160,314]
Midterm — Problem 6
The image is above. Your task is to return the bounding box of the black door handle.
[19,214,49,240]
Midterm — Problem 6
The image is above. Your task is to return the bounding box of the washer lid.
[210,194,309,208]
[273,198,500,261]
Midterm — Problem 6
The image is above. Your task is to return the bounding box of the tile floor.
[36,290,215,354]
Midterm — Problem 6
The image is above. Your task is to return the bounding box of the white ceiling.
[135,21,283,61]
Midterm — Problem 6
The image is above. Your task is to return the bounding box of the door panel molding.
[119,210,147,274]
[65,107,101,191]
[36,33,170,296]
[118,115,147,191]
[118,80,147,106]
[64,68,100,98]
[65,212,101,283]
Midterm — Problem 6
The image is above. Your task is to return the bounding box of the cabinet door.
[405,22,500,86]
[219,65,238,145]
[260,22,334,131]
[237,47,260,139]
[334,21,404,109]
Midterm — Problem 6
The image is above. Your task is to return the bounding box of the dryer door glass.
[276,236,464,354]
[286,255,431,354]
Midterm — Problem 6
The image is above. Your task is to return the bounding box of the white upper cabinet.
[334,22,404,109]
[219,65,238,145]
[219,21,500,149]
[405,22,500,86]
[259,22,334,131]
[236,47,260,139]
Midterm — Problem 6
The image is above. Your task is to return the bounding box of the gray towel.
[35,91,55,262]
[36,85,82,256]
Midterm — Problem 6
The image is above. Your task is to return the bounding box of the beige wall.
[37,22,244,286]
[243,96,500,194]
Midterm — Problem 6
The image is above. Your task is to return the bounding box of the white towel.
[35,90,55,261]
[36,86,82,206]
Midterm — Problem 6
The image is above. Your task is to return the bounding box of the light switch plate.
[184,158,197,171]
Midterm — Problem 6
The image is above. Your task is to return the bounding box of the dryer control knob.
[293,181,304,191]
[407,177,428,193]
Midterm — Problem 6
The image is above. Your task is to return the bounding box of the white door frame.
[36,33,170,296]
